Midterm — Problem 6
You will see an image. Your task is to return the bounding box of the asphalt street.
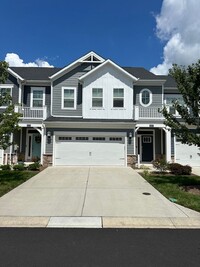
[0,228,200,267]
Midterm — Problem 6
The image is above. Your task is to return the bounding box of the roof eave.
[8,68,24,81]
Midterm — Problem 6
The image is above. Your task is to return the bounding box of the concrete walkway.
[0,166,199,228]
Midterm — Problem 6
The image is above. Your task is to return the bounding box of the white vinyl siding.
[62,87,76,109]
[31,87,45,108]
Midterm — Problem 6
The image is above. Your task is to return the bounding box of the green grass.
[141,173,200,212]
[0,170,38,197]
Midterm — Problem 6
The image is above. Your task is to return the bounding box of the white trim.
[49,51,105,80]
[8,68,24,81]
[125,137,128,167]
[113,88,125,108]
[161,129,163,154]
[18,81,22,104]
[79,59,139,82]
[30,87,45,108]
[92,88,103,108]
[20,128,22,153]
[52,134,55,166]
[26,130,32,160]
[61,87,77,110]
[139,88,152,107]
[54,131,127,137]
[174,135,176,163]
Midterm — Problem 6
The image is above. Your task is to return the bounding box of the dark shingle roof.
[10,67,62,80]
[158,75,177,87]
[123,67,163,80]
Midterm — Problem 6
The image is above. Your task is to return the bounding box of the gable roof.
[158,75,177,87]
[49,51,105,80]
[79,59,139,82]
[123,67,162,80]
[10,67,61,81]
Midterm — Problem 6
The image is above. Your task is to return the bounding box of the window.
[31,87,45,108]
[59,137,72,141]
[143,136,152,143]
[0,86,12,107]
[92,88,103,107]
[109,137,122,141]
[140,89,152,107]
[113,88,124,107]
[164,94,184,115]
[76,137,88,140]
[93,137,105,141]
[62,87,76,109]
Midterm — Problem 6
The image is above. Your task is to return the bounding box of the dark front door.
[142,135,153,162]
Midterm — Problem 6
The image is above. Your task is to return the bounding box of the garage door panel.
[54,138,126,166]
[176,142,200,166]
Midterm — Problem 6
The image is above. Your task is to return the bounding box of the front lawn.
[141,173,200,212]
[0,171,38,197]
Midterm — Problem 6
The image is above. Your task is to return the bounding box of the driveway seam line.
[81,167,90,216]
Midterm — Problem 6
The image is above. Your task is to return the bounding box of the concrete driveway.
[0,167,199,218]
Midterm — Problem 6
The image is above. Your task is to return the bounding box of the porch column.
[164,128,171,162]
[40,127,45,165]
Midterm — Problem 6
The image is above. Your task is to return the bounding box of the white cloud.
[5,53,54,67]
[151,0,200,74]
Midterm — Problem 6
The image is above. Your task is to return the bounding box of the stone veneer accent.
[43,154,53,168]
[127,155,137,167]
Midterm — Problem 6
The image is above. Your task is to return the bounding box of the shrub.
[169,163,192,175]
[27,162,40,171]
[152,157,169,173]
[13,164,25,171]
[0,164,11,171]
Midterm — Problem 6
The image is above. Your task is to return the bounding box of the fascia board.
[135,79,166,86]
[79,59,139,82]
[8,68,24,81]
[49,51,105,80]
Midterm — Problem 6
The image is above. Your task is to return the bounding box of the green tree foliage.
[0,61,21,149]
[162,60,200,146]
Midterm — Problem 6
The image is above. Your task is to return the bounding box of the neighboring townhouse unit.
[1,51,200,167]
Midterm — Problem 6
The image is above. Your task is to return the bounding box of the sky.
[1,0,200,74]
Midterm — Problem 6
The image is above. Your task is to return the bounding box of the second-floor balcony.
[15,106,48,120]
[133,106,164,120]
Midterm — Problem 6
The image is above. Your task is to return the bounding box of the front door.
[27,133,41,161]
[142,135,153,162]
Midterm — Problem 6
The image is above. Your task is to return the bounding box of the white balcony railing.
[134,106,164,120]
[15,106,47,120]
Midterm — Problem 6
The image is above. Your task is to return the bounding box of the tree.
[161,60,200,147]
[0,61,21,150]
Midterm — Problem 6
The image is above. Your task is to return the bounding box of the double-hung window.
[62,87,76,109]
[113,88,124,108]
[164,94,184,115]
[0,85,12,107]
[31,87,45,108]
[92,88,103,108]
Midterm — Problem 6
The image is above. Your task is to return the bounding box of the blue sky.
[1,0,200,74]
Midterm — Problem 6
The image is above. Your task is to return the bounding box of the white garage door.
[176,142,200,166]
[54,135,126,166]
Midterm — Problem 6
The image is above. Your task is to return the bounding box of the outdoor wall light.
[129,132,133,139]
[47,131,51,139]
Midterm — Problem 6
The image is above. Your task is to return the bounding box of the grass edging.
[140,172,200,213]
[0,170,39,197]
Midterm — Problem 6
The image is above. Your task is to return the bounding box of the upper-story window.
[113,88,124,108]
[164,94,184,115]
[31,87,45,108]
[140,88,152,107]
[62,87,76,109]
[92,88,103,107]
[0,85,12,108]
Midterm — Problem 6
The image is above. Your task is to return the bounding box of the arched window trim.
[139,88,152,107]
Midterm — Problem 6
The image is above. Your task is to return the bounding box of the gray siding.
[45,128,134,155]
[155,128,161,155]
[52,64,92,116]
[134,86,163,107]
[23,86,51,111]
